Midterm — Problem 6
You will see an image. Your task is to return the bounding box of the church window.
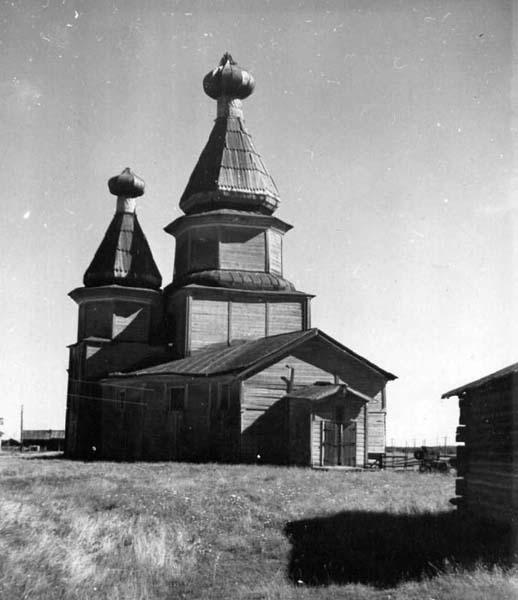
[119,390,126,409]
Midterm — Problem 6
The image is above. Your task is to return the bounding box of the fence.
[383,442,456,471]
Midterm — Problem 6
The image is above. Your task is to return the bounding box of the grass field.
[1,455,517,600]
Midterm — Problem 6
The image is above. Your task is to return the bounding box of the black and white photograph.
[0,1,516,598]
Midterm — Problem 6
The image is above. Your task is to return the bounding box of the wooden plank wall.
[112,302,149,342]
[176,226,269,275]
[292,340,385,398]
[96,377,241,462]
[219,228,265,271]
[83,302,113,339]
[173,232,189,277]
[189,297,304,352]
[241,355,336,462]
[455,380,518,524]
[190,227,219,272]
[368,412,386,455]
[268,230,282,275]
[231,302,267,341]
[291,343,387,454]
[309,397,366,467]
[268,303,303,335]
[191,300,229,350]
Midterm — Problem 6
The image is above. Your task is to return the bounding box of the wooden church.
[65,54,396,466]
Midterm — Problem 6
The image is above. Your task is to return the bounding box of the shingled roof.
[179,54,280,215]
[84,168,162,290]
[84,212,162,290]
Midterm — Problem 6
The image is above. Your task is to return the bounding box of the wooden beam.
[364,403,369,467]
[264,230,270,273]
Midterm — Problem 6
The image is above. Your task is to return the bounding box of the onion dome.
[83,168,162,290]
[108,167,145,198]
[179,53,280,216]
[203,52,255,100]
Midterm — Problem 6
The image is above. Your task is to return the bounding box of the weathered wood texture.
[309,398,366,467]
[191,299,228,350]
[78,378,242,461]
[268,230,282,275]
[220,228,265,271]
[174,225,273,276]
[241,356,334,462]
[241,354,380,464]
[268,303,303,334]
[291,341,386,456]
[189,297,304,352]
[77,291,163,344]
[453,376,518,524]
[231,302,266,341]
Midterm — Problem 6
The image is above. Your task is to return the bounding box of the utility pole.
[20,404,23,452]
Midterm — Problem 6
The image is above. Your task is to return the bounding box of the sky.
[0,0,515,445]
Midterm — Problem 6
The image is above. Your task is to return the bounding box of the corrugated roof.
[179,117,280,215]
[442,361,518,398]
[109,328,396,381]
[84,212,162,290]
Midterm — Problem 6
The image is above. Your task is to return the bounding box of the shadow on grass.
[285,510,514,588]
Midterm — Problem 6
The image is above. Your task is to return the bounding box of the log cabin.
[443,364,518,524]
[65,53,396,465]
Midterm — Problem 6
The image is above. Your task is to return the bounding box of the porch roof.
[287,383,372,404]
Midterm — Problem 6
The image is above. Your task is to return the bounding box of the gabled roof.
[84,212,162,290]
[442,361,518,398]
[179,116,280,215]
[109,328,396,381]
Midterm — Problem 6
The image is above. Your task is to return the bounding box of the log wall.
[454,376,518,524]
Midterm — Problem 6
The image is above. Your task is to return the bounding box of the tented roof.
[84,212,162,290]
[179,116,280,215]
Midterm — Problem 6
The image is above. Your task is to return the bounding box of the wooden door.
[321,420,356,466]
[342,421,356,466]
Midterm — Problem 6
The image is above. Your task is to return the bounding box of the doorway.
[321,420,356,466]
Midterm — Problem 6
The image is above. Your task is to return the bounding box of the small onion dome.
[108,167,145,198]
[203,52,255,100]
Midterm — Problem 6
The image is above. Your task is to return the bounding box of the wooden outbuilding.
[21,430,65,451]
[65,54,396,464]
[443,363,518,524]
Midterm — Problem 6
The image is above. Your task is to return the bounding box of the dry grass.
[0,455,516,599]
